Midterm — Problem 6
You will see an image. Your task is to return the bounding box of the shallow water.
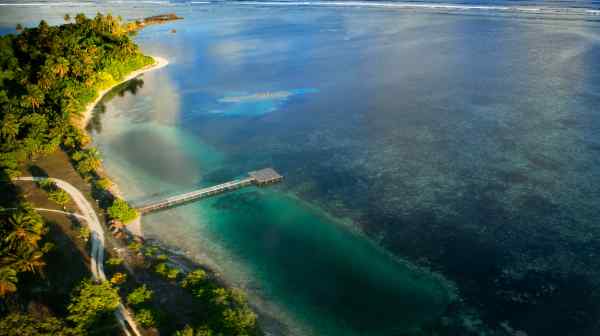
[3,1,600,335]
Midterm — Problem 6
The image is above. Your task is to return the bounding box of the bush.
[37,178,55,191]
[154,262,180,281]
[71,148,101,175]
[0,313,75,336]
[211,288,229,306]
[222,306,257,334]
[167,267,180,280]
[109,272,127,285]
[143,246,158,257]
[78,227,90,241]
[127,285,153,306]
[48,189,70,207]
[127,242,142,253]
[106,257,123,266]
[107,198,138,223]
[174,325,215,336]
[181,269,207,289]
[67,280,120,332]
[94,177,112,190]
[154,262,168,276]
[134,309,155,328]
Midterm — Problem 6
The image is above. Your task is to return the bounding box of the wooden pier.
[136,168,283,214]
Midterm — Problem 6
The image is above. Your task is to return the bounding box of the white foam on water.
[0,0,170,5]
[226,1,600,16]
[107,0,172,4]
[0,2,94,6]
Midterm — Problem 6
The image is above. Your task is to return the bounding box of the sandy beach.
[76,55,169,129]
[78,55,169,237]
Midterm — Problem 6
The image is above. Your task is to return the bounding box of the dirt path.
[14,177,142,336]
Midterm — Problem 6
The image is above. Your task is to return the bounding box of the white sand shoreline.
[79,55,169,238]
[77,55,169,129]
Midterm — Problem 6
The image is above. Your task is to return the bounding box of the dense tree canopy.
[0,312,76,336]
[0,13,153,180]
[0,204,52,297]
[67,279,121,333]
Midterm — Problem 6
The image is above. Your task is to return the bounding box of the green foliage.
[155,262,168,276]
[134,308,156,328]
[143,245,158,257]
[37,178,55,191]
[107,198,138,223]
[154,262,180,281]
[222,306,257,335]
[167,267,181,280]
[36,178,70,206]
[128,241,142,253]
[179,267,258,335]
[0,313,75,336]
[174,325,215,336]
[78,226,90,241]
[71,148,101,176]
[0,205,50,296]
[94,177,112,190]
[110,272,127,285]
[0,13,152,179]
[211,287,229,306]
[48,188,70,207]
[181,269,207,289]
[127,284,153,306]
[156,254,168,261]
[66,279,120,332]
[0,267,18,297]
[106,257,123,266]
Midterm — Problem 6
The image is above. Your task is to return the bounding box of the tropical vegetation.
[0,13,261,336]
[0,13,153,181]
[0,204,51,297]
[107,197,138,223]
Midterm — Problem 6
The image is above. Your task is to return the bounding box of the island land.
[0,13,261,336]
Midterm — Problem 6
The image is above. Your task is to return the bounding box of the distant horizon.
[0,0,600,12]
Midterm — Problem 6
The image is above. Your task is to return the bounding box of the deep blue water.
[2,2,600,335]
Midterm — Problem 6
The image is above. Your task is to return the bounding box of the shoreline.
[76,55,169,130]
[79,55,169,237]
[77,53,297,335]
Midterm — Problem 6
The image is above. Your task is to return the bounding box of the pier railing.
[136,168,282,214]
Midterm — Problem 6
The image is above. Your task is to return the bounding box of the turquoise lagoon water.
[90,70,454,335]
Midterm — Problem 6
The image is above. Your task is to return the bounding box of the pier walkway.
[137,168,282,214]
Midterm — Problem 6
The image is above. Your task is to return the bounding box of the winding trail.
[14,177,141,336]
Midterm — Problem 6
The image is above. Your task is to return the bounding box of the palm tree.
[37,76,53,91]
[75,13,86,25]
[0,115,20,141]
[53,57,70,78]
[0,267,18,297]
[3,248,46,274]
[21,85,44,110]
[76,148,102,174]
[5,211,44,250]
